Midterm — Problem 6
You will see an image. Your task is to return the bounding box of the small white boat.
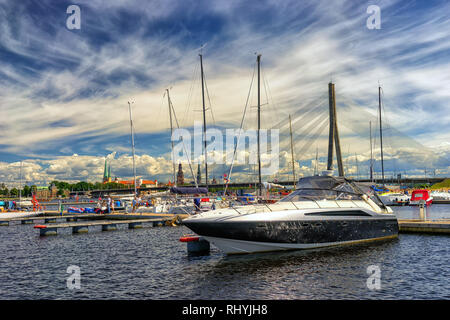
[16,199,33,207]
[134,201,196,214]
[430,191,450,201]
[379,193,410,206]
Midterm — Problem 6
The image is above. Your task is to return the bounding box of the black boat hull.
[183,217,399,254]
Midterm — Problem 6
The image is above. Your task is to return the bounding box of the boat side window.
[280,189,362,202]
[305,210,371,217]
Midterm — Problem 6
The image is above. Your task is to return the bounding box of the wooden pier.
[0,210,185,234]
[0,214,102,226]
[398,219,450,234]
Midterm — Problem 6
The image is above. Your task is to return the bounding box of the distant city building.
[103,157,112,183]
[102,157,158,187]
[35,186,51,200]
[35,184,63,200]
[177,163,184,185]
[116,179,158,188]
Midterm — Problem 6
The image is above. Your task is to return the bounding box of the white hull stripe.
[203,234,398,255]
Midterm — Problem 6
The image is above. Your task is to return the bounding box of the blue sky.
[0,0,449,186]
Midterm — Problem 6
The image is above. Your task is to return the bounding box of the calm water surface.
[0,205,449,299]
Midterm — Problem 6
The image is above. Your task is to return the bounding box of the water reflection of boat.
[183,176,399,255]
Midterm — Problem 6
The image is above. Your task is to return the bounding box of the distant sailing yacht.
[0,162,43,218]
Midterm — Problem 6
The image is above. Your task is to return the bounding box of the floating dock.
[433,200,450,204]
[34,217,175,236]
[31,212,187,235]
[0,214,101,226]
[398,219,450,234]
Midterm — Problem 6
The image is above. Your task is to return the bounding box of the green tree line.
[0,181,134,198]
[49,181,133,192]
[0,184,37,197]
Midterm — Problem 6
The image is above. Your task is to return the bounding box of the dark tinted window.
[304,211,371,216]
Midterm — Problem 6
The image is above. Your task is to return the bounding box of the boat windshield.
[279,176,385,207]
[280,188,362,202]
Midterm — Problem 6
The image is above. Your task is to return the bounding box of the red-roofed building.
[116,179,158,188]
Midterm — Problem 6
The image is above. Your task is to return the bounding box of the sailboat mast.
[257,54,262,198]
[369,121,374,182]
[199,54,208,188]
[314,147,319,176]
[19,161,22,209]
[166,89,177,186]
[289,114,296,187]
[169,97,198,188]
[378,85,385,185]
[128,101,137,197]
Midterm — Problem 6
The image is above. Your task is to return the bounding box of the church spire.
[103,158,108,183]
[177,163,184,185]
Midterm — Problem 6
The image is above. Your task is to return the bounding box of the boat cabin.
[280,176,387,209]
[410,189,432,205]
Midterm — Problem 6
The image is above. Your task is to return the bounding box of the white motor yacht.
[183,176,399,255]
